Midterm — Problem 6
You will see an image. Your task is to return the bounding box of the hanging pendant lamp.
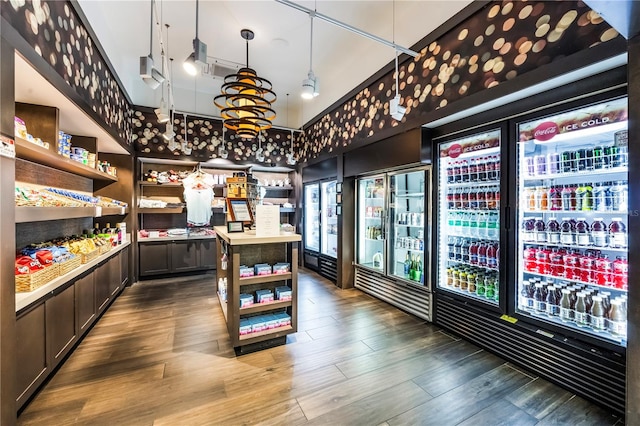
[214,29,276,139]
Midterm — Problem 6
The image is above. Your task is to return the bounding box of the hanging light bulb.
[183,0,207,76]
[163,121,175,140]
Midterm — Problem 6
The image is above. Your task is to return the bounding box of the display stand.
[214,226,300,354]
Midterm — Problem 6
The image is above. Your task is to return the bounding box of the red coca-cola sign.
[448,143,462,158]
[533,121,559,141]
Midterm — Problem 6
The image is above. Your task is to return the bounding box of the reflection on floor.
[18,269,622,425]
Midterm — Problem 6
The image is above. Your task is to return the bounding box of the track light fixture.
[184,0,207,76]
[140,0,165,89]
[214,29,277,139]
[301,13,319,99]
[163,121,175,140]
[155,24,171,123]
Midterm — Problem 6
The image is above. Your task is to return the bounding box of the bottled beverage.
[469,241,479,265]
[609,299,627,338]
[575,218,590,246]
[467,271,476,292]
[559,289,573,322]
[461,239,470,263]
[461,187,470,209]
[590,295,606,331]
[593,146,604,169]
[562,150,576,173]
[534,217,547,243]
[416,257,423,283]
[478,157,487,181]
[452,267,460,288]
[486,187,495,210]
[469,158,478,182]
[547,217,560,244]
[534,154,547,176]
[469,188,478,210]
[547,153,560,175]
[487,156,496,181]
[561,185,576,211]
[522,218,535,242]
[494,156,501,180]
[534,186,548,211]
[549,185,562,210]
[404,252,412,277]
[536,247,551,275]
[612,256,628,290]
[477,188,487,210]
[520,280,534,310]
[533,283,546,313]
[595,255,612,287]
[523,246,537,272]
[372,251,383,269]
[454,237,463,261]
[485,274,496,299]
[592,182,608,212]
[560,218,575,245]
[614,144,628,167]
[578,253,595,284]
[476,273,486,297]
[610,181,627,212]
[459,269,468,291]
[600,291,612,319]
[461,160,469,182]
[609,218,627,248]
[576,149,587,171]
[447,162,455,183]
[478,242,487,267]
[591,218,607,247]
[546,285,559,317]
[453,161,461,182]
[574,292,588,327]
[575,183,592,211]
[585,148,594,171]
[453,187,462,209]
[487,242,497,269]
[93,222,101,236]
[549,249,564,277]
[115,223,122,245]
[563,250,579,280]
[487,212,498,239]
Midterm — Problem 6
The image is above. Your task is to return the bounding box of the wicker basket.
[58,256,81,275]
[98,244,112,255]
[80,249,99,264]
[15,264,60,293]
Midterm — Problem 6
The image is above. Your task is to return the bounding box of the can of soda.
[526,157,535,176]
[593,146,604,169]
[585,149,594,170]
[576,149,587,171]
[562,151,575,173]
[534,155,547,175]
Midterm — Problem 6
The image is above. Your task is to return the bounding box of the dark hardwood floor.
[18,269,622,425]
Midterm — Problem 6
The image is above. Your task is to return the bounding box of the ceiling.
[76,0,473,130]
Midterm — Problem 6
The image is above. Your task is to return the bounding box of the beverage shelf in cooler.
[521,240,627,252]
[521,166,628,181]
[446,180,500,188]
[364,197,384,201]
[522,209,628,215]
[445,231,500,242]
[448,208,500,213]
[395,224,424,228]
[396,247,424,254]
[522,270,627,292]
[364,216,383,220]
[363,238,384,242]
[440,285,499,304]
[448,259,498,272]
[394,192,425,198]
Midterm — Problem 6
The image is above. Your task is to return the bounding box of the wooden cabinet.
[16,304,47,408]
[138,239,216,277]
[171,241,200,273]
[75,271,96,334]
[95,260,112,313]
[120,246,129,286]
[45,284,77,368]
[108,251,121,296]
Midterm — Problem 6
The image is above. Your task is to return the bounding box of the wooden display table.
[214,226,301,353]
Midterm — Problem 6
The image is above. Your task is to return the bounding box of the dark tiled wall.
[2,0,132,145]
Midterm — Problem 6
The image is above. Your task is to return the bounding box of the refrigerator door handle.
[381,210,386,239]
[504,206,510,230]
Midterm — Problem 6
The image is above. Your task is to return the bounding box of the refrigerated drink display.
[321,181,338,258]
[390,170,427,284]
[438,130,501,304]
[357,176,386,270]
[516,97,628,345]
[304,184,320,252]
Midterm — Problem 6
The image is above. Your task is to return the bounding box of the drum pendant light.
[214,29,277,139]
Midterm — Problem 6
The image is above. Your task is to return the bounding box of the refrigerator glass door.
[389,170,427,284]
[516,97,628,346]
[357,175,386,271]
[437,130,501,305]
[304,183,320,252]
[321,180,338,258]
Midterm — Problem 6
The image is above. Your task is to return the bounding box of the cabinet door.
[171,241,199,272]
[45,284,77,368]
[76,271,96,334]
[139,242,171,276]
[198,239,217,270]
[16,304,48,408]
[121,245,129,286]
[95,260,111,313]
[108,252,121,296]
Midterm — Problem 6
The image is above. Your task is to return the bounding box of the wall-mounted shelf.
[239,273,293,287]
[15,206,129,223]
[240,300,292,315]
[16,137,117,182]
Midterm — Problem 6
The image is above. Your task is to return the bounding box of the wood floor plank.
[386,364,534,425]
[305,380,432,426]
[504,377,574,420]
[535,395,621,426]
[456,399,538,426]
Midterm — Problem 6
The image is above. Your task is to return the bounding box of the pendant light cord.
[195,0,199,39]
[148,0,154,56]
[309,15,314,73]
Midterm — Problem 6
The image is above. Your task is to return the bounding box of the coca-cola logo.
[533,121,559,141]
[448,144,462,158]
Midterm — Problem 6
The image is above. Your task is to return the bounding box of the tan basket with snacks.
[80,249,99,264]
[58,256,81,275]
[15,264,60,293]
[98,243,112,255]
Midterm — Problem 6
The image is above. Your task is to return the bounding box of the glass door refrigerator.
[435,129,503,307]
[515,96,628,348]
[356,175,387,272]
[303,183,320,263]
[320,180,338,259]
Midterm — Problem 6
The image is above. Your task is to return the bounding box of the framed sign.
[336,182,342,193]
[336,193,342,204]
[227,221,244,233]
[227,198,253,224]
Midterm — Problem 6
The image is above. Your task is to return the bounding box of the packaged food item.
[272,263,290,274]
[275,286,292,301]
[239,319,252,335]
[14,116,27,139]
[239,293,254,308]
[239,266,254,278]
[255,289,274,304]
[254,263,272,276]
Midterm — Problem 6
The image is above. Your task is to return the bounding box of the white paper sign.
[255,205,280,237]
[0,136,15,158]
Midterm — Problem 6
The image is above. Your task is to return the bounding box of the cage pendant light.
[214,29,277,139]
